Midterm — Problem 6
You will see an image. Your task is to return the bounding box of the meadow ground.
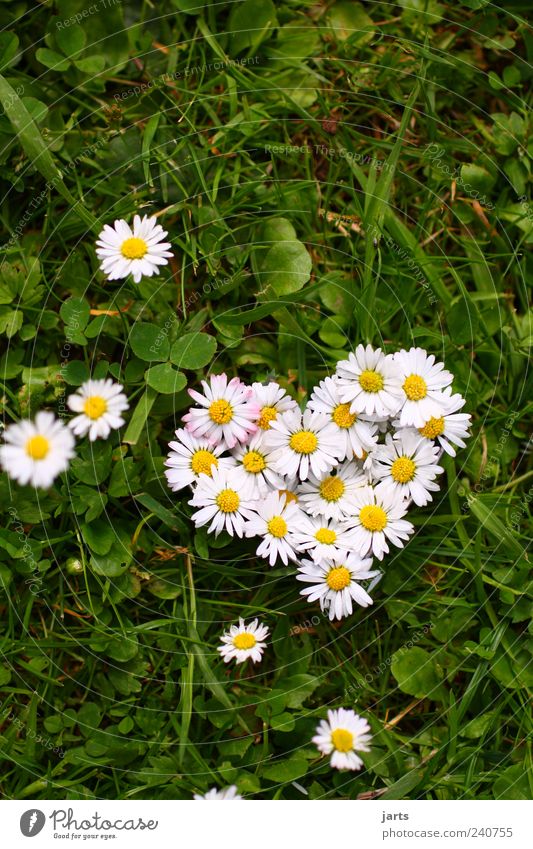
[0,0,531,800]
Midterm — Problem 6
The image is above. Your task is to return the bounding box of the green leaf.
[228,0,278,55]
[62,360,90,385]
[277,674,319,709]
[122,387,157,445]
[0,73,96,230]
[391,647,445,701]
[36,48,70,72]
[170,332,217,369]
[258,241,312,295]
[468,496,524,558]
[56,24,86,57]
[81,519,116,555]
[493,764,530,800]
[129,322,170,362]
[145,363,187,394]
[108,457,141,497]
[263,756,308,783]
[90,534,132,578]
[60,296,90,331]
[172,0,209,13]
[74,55,106,75]
[0,32,19,72]
[261,217,297,243]
[134,493,188,534]
[327,1,374,43]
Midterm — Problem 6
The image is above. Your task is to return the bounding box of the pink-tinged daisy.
[313,709,372,771]
[244,491,305,566]
[189,466,255,537]
[308,375,378,460]
[164,428,235,492]
[218,618,269,665]
[343,485,414,560]
[394,347,453,428]
[265,408,343,481]
[296,553,379,620]
[336,344,404,417]
[95,214,173,283]
[183,374,259,450]
[251,381,298,430]
[373,429,444,506]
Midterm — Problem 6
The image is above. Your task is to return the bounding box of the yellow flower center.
[25,435,50,460]
[315,527,337,544]
[83,395,108,420]
[331,727,354,752]
[267,516,288,538]
[258,405,278,429]
[419,416,445,439]
[289,430,318,454]
[403,373,427,400]
[359,504,387,532]
[242,450,266,474]
[326,566,351,591]
[209,399,233,424]
[319,475,345,502]
[120,236,148,259]
[359,369,384,393]
[215,488,240,513]
[332,403,356,428]
[279,489,298,504]
[391,456,416,483]
[191,449,218,476]
[233,632,256,650]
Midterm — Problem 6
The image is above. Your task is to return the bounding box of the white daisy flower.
[343,485,414,561]
[194,786,242,800]
[67,378,129,441]
[292,517,355,563]
[251,380,298,430]
[394,347,453,428]
[297,553,379,621]
[231,432,283,497]
[189,466,255,537]
[183,374,259,450]
[415,388,471,457]
[217,618,269,665]
[373,430,444,507]
[164,428,235,492]
[95,214,173,283]
[244,491,305,566]
[308,375,378,460]
[313,709,372,771]
[336,344,404,417]
[297,460,367,521]
[265,408,342,481]
[0,412,75,489]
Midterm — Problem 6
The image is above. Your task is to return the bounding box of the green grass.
[0,0,532,801]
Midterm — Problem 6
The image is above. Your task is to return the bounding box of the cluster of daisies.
[166,346,471,626]
[165,346,470,788]
[0,379,129,489]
